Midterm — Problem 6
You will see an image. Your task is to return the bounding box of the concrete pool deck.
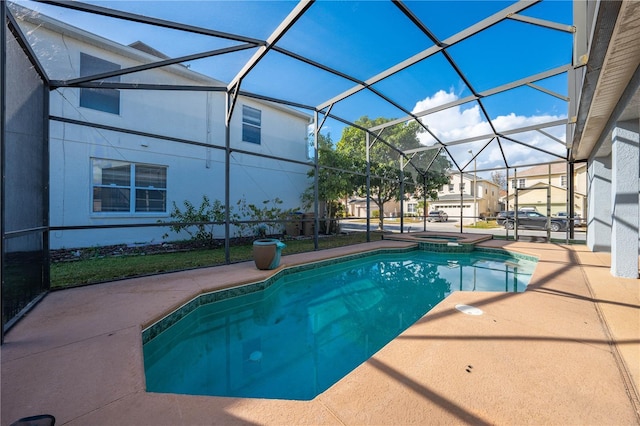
[2,239,639,425]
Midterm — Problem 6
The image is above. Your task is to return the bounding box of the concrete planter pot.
[252,238,286,270]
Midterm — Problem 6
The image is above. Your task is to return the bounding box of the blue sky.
[15,0,574,171]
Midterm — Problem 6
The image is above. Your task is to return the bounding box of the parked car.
[555,212,584,226]
[427,210,448,222]
[496,211,512,226]
[498,210,567,232]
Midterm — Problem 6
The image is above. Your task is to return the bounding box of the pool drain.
[455,304,483,315]
[249,351,262,362]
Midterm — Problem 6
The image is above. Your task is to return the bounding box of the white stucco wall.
[19,12,312,249]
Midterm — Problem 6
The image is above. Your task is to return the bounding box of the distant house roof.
[514,162,585,177]
[128,41,171,60]
[446,170,491,183]
[434,194,476,202]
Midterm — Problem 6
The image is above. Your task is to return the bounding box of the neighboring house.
[346,194,430,220]
[346,171,501,225]
[431,172,501,224]
[346,197,403,219]
[505,163,587,217]
[16,8,312,249]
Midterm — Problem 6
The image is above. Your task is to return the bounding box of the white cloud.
[411,90,567,170]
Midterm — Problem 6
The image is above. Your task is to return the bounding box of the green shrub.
[161,195,226,243]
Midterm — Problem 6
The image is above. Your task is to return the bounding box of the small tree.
[235,197,296,238]
[490,170,507,189]
[303,133,360,234]
[161,195,225,245]
[337,117,451,230]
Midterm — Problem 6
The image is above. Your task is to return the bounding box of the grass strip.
[51,232,382,289]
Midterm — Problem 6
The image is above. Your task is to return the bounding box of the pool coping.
[1,237,639,425]
[383,231,493,252]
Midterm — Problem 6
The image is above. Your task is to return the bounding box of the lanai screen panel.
[3,17,48,334]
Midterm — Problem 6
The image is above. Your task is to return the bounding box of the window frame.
[79,53,121,115]
[242,105,262,144]
[91,158,167,215]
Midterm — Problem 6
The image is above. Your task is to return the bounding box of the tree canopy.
[304,117,451,232]
[336,117,451,229]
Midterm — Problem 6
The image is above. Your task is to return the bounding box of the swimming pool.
[143,248,536,400]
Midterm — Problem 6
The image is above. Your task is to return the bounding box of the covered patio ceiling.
[9,0,576,174]
[569,0,640,162]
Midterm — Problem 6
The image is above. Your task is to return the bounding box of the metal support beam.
[313,111,320,250]
[365,132,371,242]
[536,128,566,146]
[423,174,428,232]
[459,170,464,232]
[526,82,570,101]
[226,83,240,126]
[399,159,405,234]
[1,0,6,345]
[509,13,575,33]
[227,0,313,92]
[317,104,334,132]
[403,118,569,155]
[59,43,257,87]
[5,8,49,85]
[568,161,575,240]
[370,64,571,132]
[499,134,566,160]
[224,92,232,263]
[33,0,265,45]
[318,0,539,112]
[514,168,519,240]
[547,164,551,242]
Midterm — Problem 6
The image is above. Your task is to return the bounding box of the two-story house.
[429,172,501,224]
[504,163,587,218]
[16,6,312,249]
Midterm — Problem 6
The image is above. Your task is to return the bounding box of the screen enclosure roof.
[8,0,576,175]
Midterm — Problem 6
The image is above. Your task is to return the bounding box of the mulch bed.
[49,238,248,263]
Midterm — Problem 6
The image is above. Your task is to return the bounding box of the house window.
[242,105,261,144]
[407,203,417,214]
[448,183,454,192]
[92,159,166,213]
[79,53,120,114]
[512,178,526,189]
[560,175,567,187]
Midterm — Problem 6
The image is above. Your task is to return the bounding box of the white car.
[427,210,448,222]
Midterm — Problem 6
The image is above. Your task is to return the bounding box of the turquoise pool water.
[143,249,536,400]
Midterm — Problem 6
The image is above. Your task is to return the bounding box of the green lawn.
[50,232,383,289]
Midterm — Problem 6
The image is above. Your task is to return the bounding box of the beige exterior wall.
[509,164,587,194]
[427,172,501,224]
[507,163,587,217]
